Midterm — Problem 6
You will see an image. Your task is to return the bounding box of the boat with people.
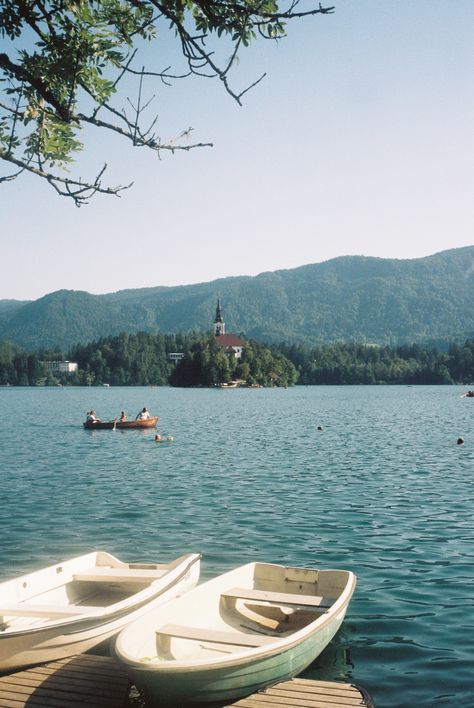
[114,561,356,706]
[83,416,158,430]
[0,551,200,673]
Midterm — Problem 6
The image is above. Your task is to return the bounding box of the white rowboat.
[114,561,356,706]
[0,550,200,673]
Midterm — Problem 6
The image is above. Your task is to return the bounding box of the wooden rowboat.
[114,561,356,706]
[83,416,158,430]
[0,551,200,673]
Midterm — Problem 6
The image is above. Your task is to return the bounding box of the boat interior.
[0,552,174,633]
[127,564,350,664]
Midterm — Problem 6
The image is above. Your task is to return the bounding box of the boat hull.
[0,552,200,674]
[129,608,347,706]
[83,416,158,430]
[115,562,356,706]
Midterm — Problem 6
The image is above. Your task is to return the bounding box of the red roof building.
[213,300,245,358]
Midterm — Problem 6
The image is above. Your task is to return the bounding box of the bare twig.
[0,151,132,206]
[78,111,213,153]
[0,0,334,204]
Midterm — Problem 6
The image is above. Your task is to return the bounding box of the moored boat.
[83,416,158,430]
[114,561,356,706]
[0,550,200,673]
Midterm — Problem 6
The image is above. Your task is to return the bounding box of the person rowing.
[86,410,101,423]
[136,407,151,420]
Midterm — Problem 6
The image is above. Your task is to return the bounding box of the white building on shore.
[42,360,78,375]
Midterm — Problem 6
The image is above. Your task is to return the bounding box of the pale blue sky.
[0,0,472,301]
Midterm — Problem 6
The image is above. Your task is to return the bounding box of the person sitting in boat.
[119,411,126,422]
[86,410,101,423]
[136,407,151,420]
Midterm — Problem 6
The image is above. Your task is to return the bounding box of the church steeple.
[214,298,225,336]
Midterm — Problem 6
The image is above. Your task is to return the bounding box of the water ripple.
[0,385,473,706]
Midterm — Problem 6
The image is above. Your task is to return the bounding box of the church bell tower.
[214,298,225,336]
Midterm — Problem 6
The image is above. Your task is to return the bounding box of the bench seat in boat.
[156,623,276,651]
[221,587,336,609]
[73,567,167,583]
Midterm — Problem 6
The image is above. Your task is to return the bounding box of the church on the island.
[213,299,245,359]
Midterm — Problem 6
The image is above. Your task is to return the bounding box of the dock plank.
[0,655,129,708]
[226,677,374,708]
[0,673,125,699]
[265,685,363,704]
[0,657,373,708]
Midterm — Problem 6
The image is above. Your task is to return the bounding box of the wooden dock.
[0,654,129,708]
[226,677,374,707]
[0,656,374,707]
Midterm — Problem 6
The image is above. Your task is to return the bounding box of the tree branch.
[0,151,132,206]
[0,52,71,121]
[0,0,334,204]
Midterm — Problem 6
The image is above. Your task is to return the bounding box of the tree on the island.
[0,1,334,206]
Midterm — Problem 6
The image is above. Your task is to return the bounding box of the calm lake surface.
[0,386,473,707]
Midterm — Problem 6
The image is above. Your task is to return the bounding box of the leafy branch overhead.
[0,1,334,205]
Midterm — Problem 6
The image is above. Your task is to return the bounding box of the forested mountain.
[1,247,473,351]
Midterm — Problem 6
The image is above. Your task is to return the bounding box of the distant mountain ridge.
[1,247,473,351]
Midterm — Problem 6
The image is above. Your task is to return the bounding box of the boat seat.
[155,623,276,651]
[0,603,104,618]
[72,567,167,583]
[221,587,336,610]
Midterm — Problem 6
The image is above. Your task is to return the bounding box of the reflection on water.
[0,385,473,707]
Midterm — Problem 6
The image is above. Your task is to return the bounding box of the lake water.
[0,385,473,707]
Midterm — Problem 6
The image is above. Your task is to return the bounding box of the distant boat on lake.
[83,416,158,430]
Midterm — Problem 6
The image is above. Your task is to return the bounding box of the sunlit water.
[0,386,473,707]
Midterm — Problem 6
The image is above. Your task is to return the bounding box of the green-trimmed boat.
[114,561,356,706]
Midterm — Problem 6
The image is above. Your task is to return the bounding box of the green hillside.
[0,247,473,351]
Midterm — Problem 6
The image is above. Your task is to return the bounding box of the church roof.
[215,298,224,323]
[216,333,245,347]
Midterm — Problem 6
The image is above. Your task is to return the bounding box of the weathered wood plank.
[226,678,374,708]
[229,694,359,707]
[0,695,27,708]
[0,655,129,708]
[291,678,363,691]
[0,657,373,708]
[261,691,363,705]
[6,661,124,683]
[0,683,117,707]
[227,700,360,708]
[231,702,356,708]
[271,682,362,694]
[25,656,125,680]
[0,674,126,699]
[265,684,364,702]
